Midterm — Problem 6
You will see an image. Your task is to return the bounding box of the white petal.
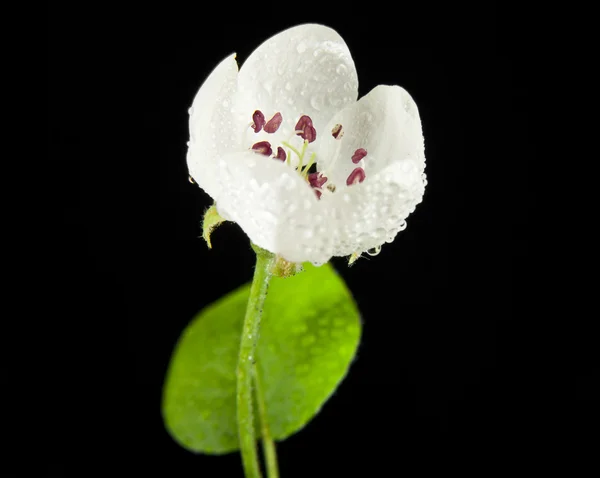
[318,85,425,188]
[326,159,426,257]
[235,24,358,139]
[211,151,335,265]
[187,54,242,198]
[317,85,427,255]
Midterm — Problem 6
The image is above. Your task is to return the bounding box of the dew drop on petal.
[375,227,386,237]
[310,95,323,111]
[296,42,307,54]
[285,81,292,91]
[367,246,382,256]
[336,64,348,75]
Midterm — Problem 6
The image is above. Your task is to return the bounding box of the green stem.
[253,364,280,478]
[237,248,275,478]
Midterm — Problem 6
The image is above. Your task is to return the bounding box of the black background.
[45,1,579,476]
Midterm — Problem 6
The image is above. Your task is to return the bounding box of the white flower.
[187,24,426,265]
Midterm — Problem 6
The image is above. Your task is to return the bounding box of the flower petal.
[328,159,426,257]
[211,151,336,265]
[235,24,358,140]
[318,85,427,255]
[317,85,425,189]
[187,54,241,198]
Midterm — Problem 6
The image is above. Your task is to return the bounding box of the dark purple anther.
[295,115,317,143]
[252,110,265,133]
[351,148,368,164]
[252,141,272,156]
[332,124,343,139]
[275,146,286,161]
[346,167,366,185]
[308,172,328,189]
[264,112,283,133]
[308,172,327,199]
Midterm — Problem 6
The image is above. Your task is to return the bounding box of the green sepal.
[202,204,226,249]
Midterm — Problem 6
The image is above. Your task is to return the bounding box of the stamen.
[251,141,272,156]
[281,141,302,160]
[275,146,286,161]
[351,148,368,164]
[346,167,366,185]
[332,124,343,139]
[301,152,317,176]
[308,172,327,200]
[308,172,328,189]
[252,110,265,133]
[295,115,317,143]
[264,112,283,133]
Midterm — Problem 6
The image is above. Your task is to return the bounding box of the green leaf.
[162,263,361,454]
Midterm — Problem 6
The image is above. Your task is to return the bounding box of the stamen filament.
[297,140,308,171]
[281,141,302,160]
[302,152,317,177]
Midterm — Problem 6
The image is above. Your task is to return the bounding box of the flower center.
[248,110,368,199]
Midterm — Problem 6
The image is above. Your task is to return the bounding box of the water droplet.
[360,111,374,123]
[303,199,312,210]
[303,229,314,239]
[343,193,351,203]
[263,79,274,94]
[285,81,292,91]
[374,227,386,238]
[310,95,323,111]
[329,96,342,107]
[222,99,229,107]
[336,64,348,75]
[188,106,194,115]
[296,42,307,54]
[287,97,294,105]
